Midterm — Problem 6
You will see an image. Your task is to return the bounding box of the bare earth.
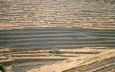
[0,24,115,31]
[27,50,115,72]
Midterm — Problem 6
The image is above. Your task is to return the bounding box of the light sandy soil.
[0,24,115,31]
[0,24,23,30]
[26,50,115,72]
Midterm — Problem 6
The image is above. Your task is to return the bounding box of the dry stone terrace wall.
[0,47,13,62]
[0,0,115,29]
[0,0,11,23]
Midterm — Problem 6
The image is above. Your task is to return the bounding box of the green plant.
[48,49,64,54]
[0,64,5,72]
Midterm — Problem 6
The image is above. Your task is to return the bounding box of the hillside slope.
[0,0,115,30]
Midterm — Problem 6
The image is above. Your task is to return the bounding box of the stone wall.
[0,48,11,61]
[0,0,115,29]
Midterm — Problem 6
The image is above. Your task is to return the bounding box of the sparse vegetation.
[48,49,64,54]
[0,64,5,72]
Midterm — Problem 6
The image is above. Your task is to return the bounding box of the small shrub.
[0,64,5,72]
[48,49,64,54]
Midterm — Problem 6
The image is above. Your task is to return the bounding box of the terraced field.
[0,27,115,49]
[66,57,115,72]
[0,27,115,72]
[0,0,115,72]
[0,0,115,30]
